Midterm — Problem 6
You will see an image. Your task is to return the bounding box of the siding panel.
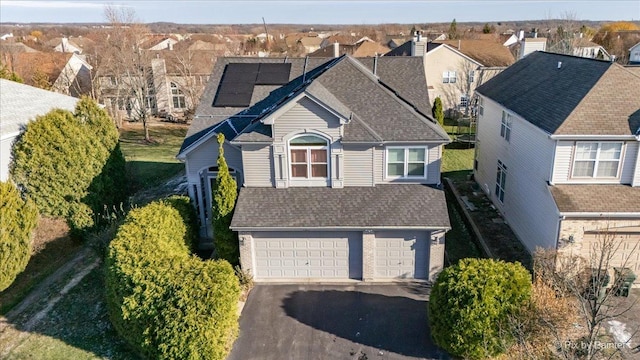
[242,144,274,187]
[186,136,243,183]
[343,145,374,186]
[273,97,342,141]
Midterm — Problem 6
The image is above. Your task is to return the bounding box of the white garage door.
[253,231,362,280]
[375,231,429,279]
[584,229,640,285]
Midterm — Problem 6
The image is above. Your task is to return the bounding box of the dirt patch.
[0,217,82,314]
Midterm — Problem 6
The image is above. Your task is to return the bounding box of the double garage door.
[584,229,640,285]
[252,230,429,280]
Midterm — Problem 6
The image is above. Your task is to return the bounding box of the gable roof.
[434,39,515,67]
[0,79,79,137]
[230,185,451,230]
[11,52,74,88]
[384,41,441,57]
[477,51,640,136]
[180,55,446,155]
[309,41,390,58]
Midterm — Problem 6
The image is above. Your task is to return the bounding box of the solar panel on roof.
[213,63,260,107]
[255,63,291,85]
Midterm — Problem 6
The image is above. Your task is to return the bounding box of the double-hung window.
[478,96,484,116]
[386,147,428,179]
[495,160,507,203]
[171,82,186,109]
[500,110,512,141]
[290,135,329,179]
[572,142,622,178]
[468,70,475,83]
[442,71,457,83]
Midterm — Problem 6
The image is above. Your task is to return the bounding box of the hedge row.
[0,181,38,291]
[429,258,532,359]
[105,196,241,360]
[10,97,127,234]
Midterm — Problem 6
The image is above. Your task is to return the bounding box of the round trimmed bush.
[0,181,38,291]
[429,258,532,359]
[105,196,241,359]
[11,97,126,234]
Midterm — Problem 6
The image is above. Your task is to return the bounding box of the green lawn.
[119,124,187,192]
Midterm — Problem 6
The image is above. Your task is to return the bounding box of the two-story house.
[474,52,640,284]
[178,55,451,282]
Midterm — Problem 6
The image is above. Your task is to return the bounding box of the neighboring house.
[630,42,640,64]
[47,36,95,54]
[0,79,79,181]
[518,37,547,59]
[573,38,611,60]
[10,52,92,97]
[98,50,216,121]
[309,41,390,58]
[297,36,324,54]
[143,35,180,51]
[386,32,514,112]
[178,55,451,282]
[475,52,640,284]
[0,33,14,41]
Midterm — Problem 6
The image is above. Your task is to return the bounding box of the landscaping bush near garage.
[0,181,38,291]
[429,258,532,360]
[11,97,127,237]
[105,195,241,360]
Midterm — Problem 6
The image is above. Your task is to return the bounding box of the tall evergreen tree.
[448,19,459,40]
[212,133,239,264]
[432,97,445,126]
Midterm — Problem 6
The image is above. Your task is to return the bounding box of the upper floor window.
[386,147,428,179]
[442,71,457,83]
[572,142,622,178]
[468,70,475,83]
[478,97,484,116]
[500,110,512,142]
[460,94,469,109]
[289,135,328,179]
[496,160,507,203]
[171,82,186,109]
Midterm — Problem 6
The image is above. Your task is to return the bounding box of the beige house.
[475,52,640,285]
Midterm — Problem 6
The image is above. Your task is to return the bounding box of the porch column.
[362,230,375,281]
[429,231,446,281]
[238,232,255,278]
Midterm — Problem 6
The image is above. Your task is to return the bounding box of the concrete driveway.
[227,284,449,360]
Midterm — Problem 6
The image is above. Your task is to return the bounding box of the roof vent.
[557,61,562,69]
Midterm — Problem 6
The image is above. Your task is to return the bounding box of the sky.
[0,0,639,24]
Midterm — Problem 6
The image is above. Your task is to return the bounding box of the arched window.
[171,82,186,109]
[289,134,328,179]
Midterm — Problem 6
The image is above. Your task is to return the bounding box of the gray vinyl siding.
[373,144,442,185]
[343,145,374,187]
[622,142,638,185]
[475,95,559,252]
[551,141,573,183]
[0,136,14,181]
[185,136,243,184]
[242,144,274,187]
[272,97,342,142]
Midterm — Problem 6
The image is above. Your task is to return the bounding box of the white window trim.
[478,97,484,116]
[571,141,623,179]
[385,146,429,180]
[288,134,330,186]
[500,110,512,142]
[496,160,507,203]
[442,71,457,84]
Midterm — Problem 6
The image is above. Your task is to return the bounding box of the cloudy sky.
[0,0,638,24]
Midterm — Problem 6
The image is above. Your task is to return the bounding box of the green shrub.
[0,181,38,291]
[432,97,444,126]
[11,97,127,235]
[429,258,532,359]
[106,196,241,360]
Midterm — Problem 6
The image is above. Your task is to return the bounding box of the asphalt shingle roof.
[230,185,451,229]
[0,79,79,136]
[477,51,640,136]
[550,184,640,213]
[181,55,447,154]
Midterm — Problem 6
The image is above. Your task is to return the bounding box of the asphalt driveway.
[227,284,449,360]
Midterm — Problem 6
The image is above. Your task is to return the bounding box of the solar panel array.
[213,63,292,107]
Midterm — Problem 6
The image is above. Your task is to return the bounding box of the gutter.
[230,225,452,232]
[549,134,638,140]
[560,212,640,218]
